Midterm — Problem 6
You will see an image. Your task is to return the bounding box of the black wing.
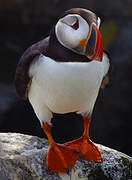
[14,37,49,99]
[101,50,112,89]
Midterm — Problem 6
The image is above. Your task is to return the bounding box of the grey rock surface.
[0,133,132,180]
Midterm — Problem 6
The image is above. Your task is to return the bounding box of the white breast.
[28,54,109,123]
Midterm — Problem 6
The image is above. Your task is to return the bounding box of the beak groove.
[78,23,103,61]
[86,23,103,61]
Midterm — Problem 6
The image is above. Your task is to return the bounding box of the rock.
[0,133,132,180]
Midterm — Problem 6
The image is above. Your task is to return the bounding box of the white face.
[55,14,89,51]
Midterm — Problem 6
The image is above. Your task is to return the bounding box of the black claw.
[47,166,51,172]
[80,153,85,159]
[74,149,80,153]
[65,143,69,146]
[65,168,70,174]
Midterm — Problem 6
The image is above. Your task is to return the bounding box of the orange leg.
[43,123,79,173]
[64,115,102,162]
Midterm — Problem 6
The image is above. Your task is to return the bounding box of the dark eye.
[71,20,79,30]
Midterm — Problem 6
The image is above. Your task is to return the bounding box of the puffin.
[15,8,111,173]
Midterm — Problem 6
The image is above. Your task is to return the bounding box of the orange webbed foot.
[43,122,79,173]
[64,115,102,162]
[78,136,102,162]
[64,136,102,162]
[46,143,79,173]
[81,115,102,161]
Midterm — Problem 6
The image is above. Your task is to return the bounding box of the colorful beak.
[79,23,103,61]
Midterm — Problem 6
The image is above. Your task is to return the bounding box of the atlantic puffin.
[15,8,110,173]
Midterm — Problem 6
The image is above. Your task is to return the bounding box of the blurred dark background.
[0,0,132,156]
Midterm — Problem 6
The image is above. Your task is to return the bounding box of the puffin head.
[55,8,103,61]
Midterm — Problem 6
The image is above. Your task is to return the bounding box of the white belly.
[28,56,104,120]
